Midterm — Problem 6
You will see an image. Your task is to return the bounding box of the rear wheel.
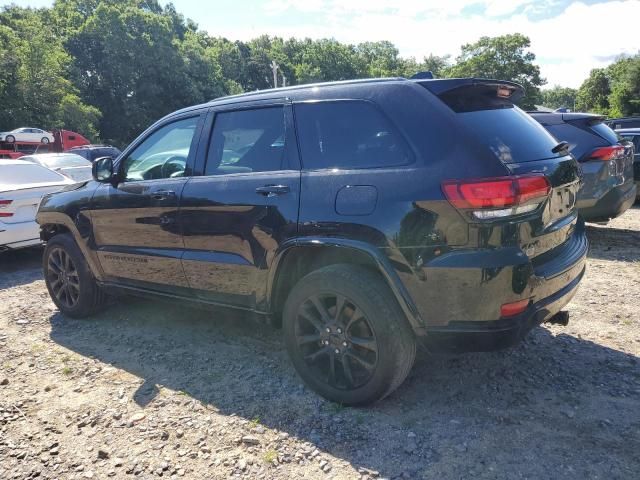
[41,137,50,144]
[283,264,416,405]
[43,234,106,318]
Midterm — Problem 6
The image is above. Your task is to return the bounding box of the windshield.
[0,163,66,186]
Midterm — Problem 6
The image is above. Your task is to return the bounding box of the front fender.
[36,182,103,280]
[266,237,426,335]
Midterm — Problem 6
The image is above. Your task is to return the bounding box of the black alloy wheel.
[46,247,81,309]
[295,293,379,390]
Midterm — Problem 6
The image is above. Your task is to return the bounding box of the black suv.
[67,144,122,162]
[37,78,587,405]
[530,112,636,222]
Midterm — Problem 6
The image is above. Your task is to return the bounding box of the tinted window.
[455,106,563,163]
[544,123,604,161]
[205,107,285,176]
[122,116,199,181]
[295,101,411,170]
[0,163,66,186]
[590,123,619,144]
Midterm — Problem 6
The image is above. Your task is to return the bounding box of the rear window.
[0,163,66,186]
[435,85,563,163]
[590,122,619,144]
[455,107,564,163]
[294,101,412,170]
[42,155,90,168]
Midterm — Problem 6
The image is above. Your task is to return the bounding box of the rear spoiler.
[413,77,525,102]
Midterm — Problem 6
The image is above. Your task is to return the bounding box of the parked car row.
[529,112,636,222]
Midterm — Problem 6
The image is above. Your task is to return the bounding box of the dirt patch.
[1,208,639,479]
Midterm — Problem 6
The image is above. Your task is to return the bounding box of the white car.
[20,153,93,182]
[0,160,73,251]
[0,127,55,144]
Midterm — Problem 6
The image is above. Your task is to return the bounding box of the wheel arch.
[38,211,104,280]
[267,238,426,335]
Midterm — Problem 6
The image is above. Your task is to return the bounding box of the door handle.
[151,190,176,201]
[255,185,290,197]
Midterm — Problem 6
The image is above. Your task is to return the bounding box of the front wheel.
[43,234,106,318]
[5,135,14,143]
[283,264,416,406]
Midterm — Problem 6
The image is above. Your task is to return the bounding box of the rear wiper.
[551,141,570,154]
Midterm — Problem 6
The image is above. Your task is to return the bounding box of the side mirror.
[92,156,115,183]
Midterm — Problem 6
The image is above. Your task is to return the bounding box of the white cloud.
[207,0,640,88]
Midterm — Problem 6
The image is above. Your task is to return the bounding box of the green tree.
[447,33,545,109]
[606,54,640,117]
[0,5,100,139]
[541,86,577,110]
[575,68,610,114]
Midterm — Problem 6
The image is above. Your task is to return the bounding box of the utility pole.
[270,60,279,88]
[281,72,287,88]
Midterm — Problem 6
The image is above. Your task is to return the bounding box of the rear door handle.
[255,185,290,197]
[151,190,176,201]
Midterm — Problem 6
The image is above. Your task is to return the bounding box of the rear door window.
[205,106,286,176]
[294,100,412,170]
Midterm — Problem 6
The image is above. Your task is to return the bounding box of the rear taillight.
[500,298,530,317]
[0,199,13,217]
[589,145,624,161]
[442,174,550,220]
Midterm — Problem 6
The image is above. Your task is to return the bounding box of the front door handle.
[255,185,290,197]
[151,190,176,201]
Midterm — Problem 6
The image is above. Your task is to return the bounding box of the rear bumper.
[424,266,584,352]
[416,222,588,353]
[579,182,636,222]
[0,220,42,250]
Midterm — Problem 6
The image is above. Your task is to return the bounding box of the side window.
[205,107,285,176]
[121,116,199,181]
[294,101,412,170]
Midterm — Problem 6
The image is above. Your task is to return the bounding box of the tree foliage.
[574,54,640,116]
[541,86,577,110]
[4,1,628,147]
[446,33,545,109]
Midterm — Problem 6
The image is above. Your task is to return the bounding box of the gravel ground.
[1,207,639,480]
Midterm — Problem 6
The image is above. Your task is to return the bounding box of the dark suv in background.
[68,144,121,162]
[530,112,636,222]
[616,128,640,199]
[37,77,587,405]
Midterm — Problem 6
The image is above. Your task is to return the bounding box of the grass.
[263,449,278,464]
[62,366,72,376]
[250,417,261,428]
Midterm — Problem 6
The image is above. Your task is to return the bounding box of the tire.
[283,264,416,406]
[43,233,106,318]
[5,135,14,143]
[41,137,50,144]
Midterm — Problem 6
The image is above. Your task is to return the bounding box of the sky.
[4,0,639,88]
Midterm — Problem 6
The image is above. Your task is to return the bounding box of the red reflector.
[442,175,550,209]
[500,299,530,317]
[590,146,624,161]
